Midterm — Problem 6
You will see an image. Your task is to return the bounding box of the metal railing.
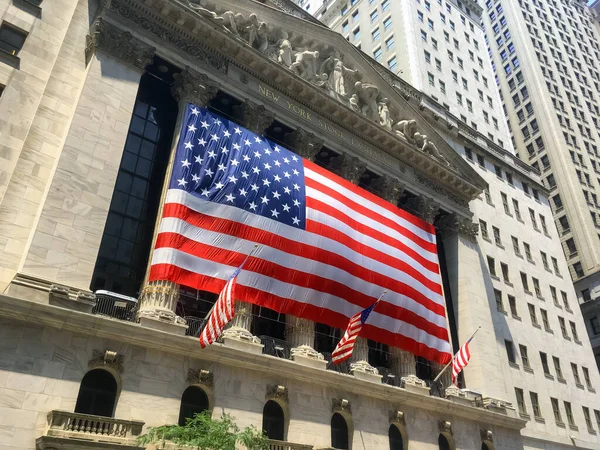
[260,335,291,359]
[92,290,138,322]
[44,410,144,444]
[184,316,207,337]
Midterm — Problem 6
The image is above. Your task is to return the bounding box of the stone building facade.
[0,0,599,449]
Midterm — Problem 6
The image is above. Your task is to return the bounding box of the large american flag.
[149,104,452,364]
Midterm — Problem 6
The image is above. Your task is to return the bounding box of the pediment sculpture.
[188,1,451,167]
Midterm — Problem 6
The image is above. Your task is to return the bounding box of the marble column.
[282,127,326,367]
[220,100,274,352]
[137,67,219,335]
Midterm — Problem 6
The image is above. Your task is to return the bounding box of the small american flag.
[150,105,452,364]
[199,253,252,348]
[451,337,473,385]
[331,298,381,364]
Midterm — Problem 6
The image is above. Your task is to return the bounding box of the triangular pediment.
[108,0,486,199]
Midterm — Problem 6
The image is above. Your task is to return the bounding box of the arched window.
[481,444,491,450]
[178,386,209,425]
[439,434,451,450]
[262,400,285,440]
[74,369,118,417]
[389,424,404,450]
[331,413,349,449]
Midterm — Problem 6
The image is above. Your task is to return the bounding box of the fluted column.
[221,100,274,350]
[281,127,326,368]
[137,67,219,335]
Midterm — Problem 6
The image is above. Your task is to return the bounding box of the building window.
[515,388,527,416]
[370,9,379,22]
[382,0,390,11]
[263,400,285,440]
[388,56,397,71]
[331,413,349,449]
[519,344,529,369]
[572,363,582,386]
[570,321,579,342]
[389,424,404,450]
[479,220,488,239]
[528,303,538,326]
[583,407,594,432]
[511,236,520,256]
[505,340,516,364]
[0,22,27,56]
[530,392,542,419]
[384,16,392,30]
[529,208,539,230]
[438,434,451,450]
[540,309,551,332]
[559,317,568,339]
[75,369,118,418]
[553,356,564,380]
[501,192,510,215]
[495,289,504,312]
[179,386,209,426]
[591,317,600,335]
[561,291,570,311]
[532,278,541,297]
[342,21,349,33]
[582,367,593,390]
[386,35,395,50]
[564,402,576,428]
[488,257,497,277]
[521,272,530,293]
[428,72,435,86]
[523,243,532,262]
[512,199,522,221]
[352,10,359,22]
[374,47,382,61]
[91,63,179,296]
[540,352,551,376]
[509,295,519,318]
[551,398,563,424]
[353,27,360,41]
[372,28,380,41]
[492,226,502,246]
[501,263,510,283]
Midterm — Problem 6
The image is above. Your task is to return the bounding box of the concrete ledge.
[292,353,327,370]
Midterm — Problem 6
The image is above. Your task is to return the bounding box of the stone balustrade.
[268,439,314,450]
[43,410,144,446]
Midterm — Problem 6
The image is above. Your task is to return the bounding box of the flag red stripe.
[150,263,452,363]
[305,177,437,255]
[154,232,450,340]
[161,203,445,310]
[304,159,435,234]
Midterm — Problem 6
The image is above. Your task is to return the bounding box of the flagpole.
[432,325,481,383]
[202,244,259,322]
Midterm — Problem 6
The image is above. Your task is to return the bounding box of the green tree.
[137,411,269,450]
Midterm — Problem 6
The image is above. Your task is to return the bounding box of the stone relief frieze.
[184,1,450,167]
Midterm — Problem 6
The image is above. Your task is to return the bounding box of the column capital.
[85,18,155,71]
[172,67,220,106]
[330,153,367,185]
[284,127,323,161]
[437,213,479,242]
[372,175,405,204]
[407,196,439,224]
[241,100,275,134]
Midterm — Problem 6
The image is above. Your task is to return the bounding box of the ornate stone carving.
[172,67,220,106]
[330,153,367,184]
[438,420,452,435]
[284,127,323,161]
[372,175,404,204]
[138,280,187,326]
[266,384,289,404]
[407,196,439,224]
[436,213,479,242]
[88,349,124,374]
[187,368,214,388]
[393,119,418,143]
[378,98,392,130]
[332,398,351,415]
[388,410,405,425]
[414,132,449,166]
[85,18,154,71]
[350,337,379,375]
[240,100,275,134]
[109,0,227,73]
[285,316,324,361]
[480,429,493,443]
[414,173,470,208]
[222,300,261,344]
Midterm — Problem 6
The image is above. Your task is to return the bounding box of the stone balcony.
[36,410,144,450]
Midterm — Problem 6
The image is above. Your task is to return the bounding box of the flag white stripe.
[164,190,441,282]
[306,186,438,263]
[304,167,436,244]
[158,217,447,321]
[153,247,451,354]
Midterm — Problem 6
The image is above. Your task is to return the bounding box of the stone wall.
[0,316,524,450]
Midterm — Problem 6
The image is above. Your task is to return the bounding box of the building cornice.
[0,293,527,431]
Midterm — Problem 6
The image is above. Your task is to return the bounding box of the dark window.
[389,424,404,450]
[482,444,491,450]
[178,386,209,426]
[263,400,285,441]
[0,84,4,97]
[0,22,27,55]
[75,369,118,417]
[439,434,451,450]
[331,413,349,449]
[91,58,179,296]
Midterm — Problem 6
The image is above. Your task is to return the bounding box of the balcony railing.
[268,439,314,450]
[43,410,144,445]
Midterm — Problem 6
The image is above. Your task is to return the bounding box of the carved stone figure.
[349,94,360,112]
[354,81,379,121]
[246,14,261,49]
[378,98,392,130]
[392,119,418,142]
[319,51,358,97]
[221,11,245,36]
[276,32,293,67]
[414,133,449,165]
[290,50,320,81]
[255,22,269,52]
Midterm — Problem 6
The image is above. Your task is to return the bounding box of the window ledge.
[532,323,541,329]
[557,377,566,384]
[544,373,554,380]
[509,362,520,369]
[536,295,545,301]
[544,328,554,334]
[512,315,522,321]
[505,281,514,287]
[587,387,596,393]
[482,236,492,243]
[496,243,505,249]
[574,339,582,345]
[491,275,501,281]
[498,309,508,316]
[519,413,531,420]
[0,49,20,70]
[588,429,597,435]
[12,0,42,15]
[515,253,523,259]
[569,425,579,431]
[576,383,584,389]
[526,259,535,265]
[534,416,545,424]
[557,421,566,428]
[524,289,533,296]
[524,366,534,374]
